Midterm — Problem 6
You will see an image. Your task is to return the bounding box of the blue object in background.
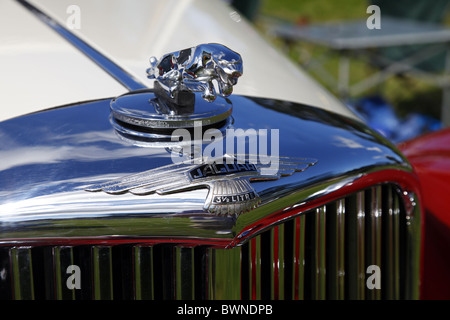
[348,96,442,143]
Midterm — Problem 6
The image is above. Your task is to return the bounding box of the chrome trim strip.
[404,191,421,300]
[16,0,147,91]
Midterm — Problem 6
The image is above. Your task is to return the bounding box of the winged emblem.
[85,155,317,217]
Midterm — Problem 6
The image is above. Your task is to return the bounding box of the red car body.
[398,128,450,299]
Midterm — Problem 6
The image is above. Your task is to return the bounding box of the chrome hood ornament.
[109,44,242,143]
[147,43,243,103]
[86,155,317,217]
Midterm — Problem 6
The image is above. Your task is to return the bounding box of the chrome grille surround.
[0,183,421,300]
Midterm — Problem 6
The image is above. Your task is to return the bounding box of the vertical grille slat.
[10,247,34,300]
[53,246,75,300]
[154,245,175,299]
[270,224,285,300]
[346,191,366,299]
[312,206,327,300]
[0,247,12,299]
[327,199,346,299]
[366,186,382,300]
[111,245,134,300]
[92,246,113,300]
[1,183,415,300]
[207,246,241,300]
[133,245,154,300]
[393,189,401,299]
[174,245,195,300]
[382,186,400,300]
[73,246,92,300]
[292,215,306,300]
[356,191,367,299]
[248,236,262,300]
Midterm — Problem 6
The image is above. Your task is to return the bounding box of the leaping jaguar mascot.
[147,43,243,102]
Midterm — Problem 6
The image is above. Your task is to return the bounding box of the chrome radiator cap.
[111,43,242,143]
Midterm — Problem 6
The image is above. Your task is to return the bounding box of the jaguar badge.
[86,155,317,217]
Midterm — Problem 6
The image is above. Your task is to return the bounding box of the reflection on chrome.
[0,95,421,299]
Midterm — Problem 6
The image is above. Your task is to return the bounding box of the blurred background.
[229,0,450,143]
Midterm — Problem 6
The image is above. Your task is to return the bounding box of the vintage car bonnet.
[0,0,422,301]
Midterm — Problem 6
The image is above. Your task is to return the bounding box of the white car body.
[0,0,357,122]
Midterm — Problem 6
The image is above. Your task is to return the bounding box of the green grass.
[260,0,366,23]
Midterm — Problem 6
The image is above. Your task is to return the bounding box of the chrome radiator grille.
[0,184,414,300]
[241,184,408,300]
